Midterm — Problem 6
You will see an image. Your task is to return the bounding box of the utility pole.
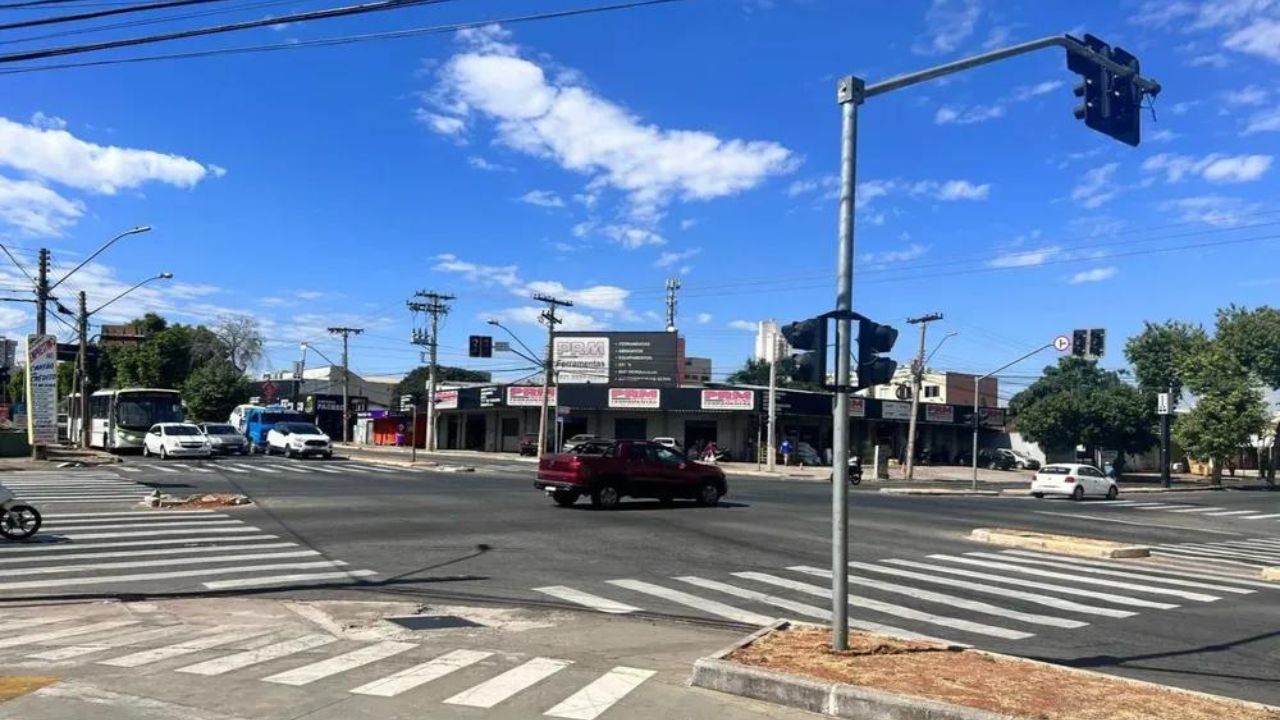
[903,313,942,481]
[326,327,363,443]
[35,248,48,336]
[767,331,780,473]
[665,278,680,332]
[407,291,453,453]
[532,293,573,459]
[78,290,89,449]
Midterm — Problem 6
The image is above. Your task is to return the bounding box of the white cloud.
[1170,100,1200,115]
[1224,18,1280,62]
[862,243,928,264]
[490,305,604,331]
[1223,84,1270,106]
[0,174,83,236]
[931,179,990,200]
[294,290,324,300]
[1011,80,1063,101]
[989,246,1062,268]
[728,320,757,332]
[29,112,66,131]
[1143,153,1272,183]
[1189,52,1231,67]
[654,248,700,268]
[467,155,512,172]
[0,117,216,195]
[432,253,521,287]
[1071,163,1120,209]
[523,280,628,311]
[417,111,466,136]
[435,253,633,318]
[980,25,1013,49]
[519,189,565,208]
[1148,128,1180,143]
[696,312,712,324]
[603,224,665,249]
[1244,106,1280,134]
[425,26,794,221]
[1161,195,1262,226]
[912,0,981,55]
[1069,266,1118,284]
[679,218,697,230]
[934,104,1005,125]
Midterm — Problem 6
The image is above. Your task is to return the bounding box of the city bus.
[74,388,185,451]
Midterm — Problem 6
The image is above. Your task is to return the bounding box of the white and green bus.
[72,388,185,451]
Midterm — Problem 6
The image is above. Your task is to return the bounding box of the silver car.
[198,423,250,455]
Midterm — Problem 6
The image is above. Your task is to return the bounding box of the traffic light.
[780,317,827,386]
[855,316,898,391]
[468,335,493,358]
[1071,328,1105,359]
[1066,33,1145,146]
[1089,328,1106,358]
[1072,329,1088,357]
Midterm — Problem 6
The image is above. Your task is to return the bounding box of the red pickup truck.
[535,440,728,509]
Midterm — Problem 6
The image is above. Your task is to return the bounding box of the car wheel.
[551,490,579,507]
[590,483,621,510]
[1072,485,1085,501]
[695,482,722,507]
[142,444,150,457]
[285,446,294,459]
[1015,461,1026,470]
[1032,492,1044,499]
[1106,485,1119,500]
[159,447,168,460]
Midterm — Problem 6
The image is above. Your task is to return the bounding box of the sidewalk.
[0,447,119,472]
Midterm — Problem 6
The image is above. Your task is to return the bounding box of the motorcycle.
[0,486,41,541]
[827,456,863,485]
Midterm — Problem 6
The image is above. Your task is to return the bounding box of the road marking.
[335,465,370,473]
[675,576,831,620]
[941,555,1220,602]
[1151,547,1265,567]
[1240,513,1280,520]
[847,561,1135,618]
[117,466,142,473]
[0,560,347,592]
[788,566,1086,629]
[0,535,280,554]
[350,464,397,474]
[734,572,1032,640]
[56,527,263,540]
[1237,538,1280,547]
[1165,507,1226,513]
[27,625,191,661]
[169,463,214,473]
[349,649,493,697]
[606,579,775,625]
[0,542,300,565]
[0,616,75,633]
[1155,544,1280,562]
[230,463,277,474]
[0,620,139,649]
[45,520,243,533]
[217,465,249,474]
[2,550,323,577]
[534,586,640,614]
[270,464,312,474]
[203,569,376,590]
[1202,510,1265,517]
[998,550,1280,590]
[1095,501,1143,507]
[100,627,272,667]
[977,553,1254,594]
[176,634,338,676]
[149,465,179,474]
[262,641,416,686]
[1112,502,1170,508]
[443,657,572,708]
[544,666,656,720]
[305,465,343,474]
[1132,504,1195,510]
[1226,539,1280,549]
[881,559,1179,609]
[40,510,217,519]
[1030,511,1243,536]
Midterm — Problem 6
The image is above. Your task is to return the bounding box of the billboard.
[507,386,557,407]
[25,334,57,445]
[701,389,754,411]
[608,388,660,409]
[553,331,679,387]
[925,405,954,423]
[849,397,866,418]
[880,400,911,421]
[435,390,459,410]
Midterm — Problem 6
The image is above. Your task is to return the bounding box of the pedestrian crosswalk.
[0,509,377,595]
[534,547,1277,645]
[1085,499,1280,521]
[114,459,408,477]
[2,617,656,719]
[0,471,149,504]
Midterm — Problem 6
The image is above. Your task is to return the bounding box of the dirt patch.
[0,676,57,702]
[728,626,1280,720]
[150,493,251,509]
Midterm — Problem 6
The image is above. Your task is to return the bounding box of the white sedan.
[143,423,212,459]
[1031,463,1118,501]
[266,422,333,459]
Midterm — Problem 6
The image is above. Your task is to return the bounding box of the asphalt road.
[3,454,1280,706]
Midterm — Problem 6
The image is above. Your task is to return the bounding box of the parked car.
[791,441,825,466]
[566,439,614,456]
[535,440,727,509]
[142,423,212,459]
[266,422,333,459]
[996,448,1040,470]
[198,423,249,455]
[652,437,684,453]
[1031,463,1118,500]
[518,433,540,456]
[561,434,598,453]
[972,448,1016,470]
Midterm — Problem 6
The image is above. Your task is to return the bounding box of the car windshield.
[165,425,200,436]
[277,423,322,434]
[203,425,237,435]
[1039,466,1071,475]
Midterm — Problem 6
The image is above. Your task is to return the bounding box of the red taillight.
[1064,476,1076,484]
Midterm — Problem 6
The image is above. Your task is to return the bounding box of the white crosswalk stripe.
[1241,513,1280,520]
[935,555,1221,601]
[544,666,655,720]
[262,640,416,686]
[350,649,493,697]
[176,633,338,676]
[444,657,572,708]
[1165,507,1226,513]
[535,585,640,614]
[1,471,150,505]
[202,569,377,590]
[606,579,776,625]
[270,464,313,474]
[1154,544,1280,563]
[978,553,1255,594]
[998,550,1279,590]
[1202,510,1263,517]
[45,519,243,532]
[231,463,277,473]
[27,624,191,661]
[0,619,139,649]
[675,576,831,621]
[99,627,273,667]
[215,464,249,473]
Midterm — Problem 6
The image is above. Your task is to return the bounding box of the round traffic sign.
[1053,335,1070,352]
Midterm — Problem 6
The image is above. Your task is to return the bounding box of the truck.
[238,405,308,453]
[535,440,727,510]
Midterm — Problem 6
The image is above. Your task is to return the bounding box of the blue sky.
[1,0,1277,402]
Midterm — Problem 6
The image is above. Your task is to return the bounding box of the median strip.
[0,676,58,702]
[969,528,1149,558]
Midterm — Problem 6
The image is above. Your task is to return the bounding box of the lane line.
[1165,507,1227,513]
[443,657,572,708]
[349,649,493,697]
[55,527,263,540]
[40,510,217,519]
[2,550,323,577]
[203,569,376,590]
[27,625,191,661]
[1132,504,1195,511]
[176,634,338,676]
[230,464,277,474]
[935,555,1220,601]
[44,520,243,533]
[544,666,656,720]
[0,560,348,592]
[99,627,272,667]
[1153,545,1280,562]
[262,641,416,686]
[1203,510,1266,517]
[0,620,139,649]
[880,559,1179,609]
[0,542,299,565]
[1240,514,1280,520]
[1030,511,1243,536]
[675,576,831,621]
[734,572,1032,640]
[533,586,639,615]
[975,553,1255,593]
[0,535,280,554]
[606,579,775,625]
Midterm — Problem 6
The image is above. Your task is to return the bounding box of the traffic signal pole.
[829,32,1160,652]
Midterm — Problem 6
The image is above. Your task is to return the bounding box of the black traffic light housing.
[855,316,899,392]
[780,317,828,386]
[1071,328,1106,359]
[1088,327,1106,358]
[1072,329,1088,357]
[468,335,493,358]
[1066,33,1144,146]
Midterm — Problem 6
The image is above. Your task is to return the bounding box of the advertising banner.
[925,404,955,423]
[701,389,755,411]
[849,397,866,418]
[608,387,660,409]
[434,390,459,410]
[25,334,57,445]
[553,336,610,384]
[880,400,911,421]
[553,331,679,386]
[507,386,557,407]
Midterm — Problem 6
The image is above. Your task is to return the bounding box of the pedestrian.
[703,440,719,463]
[781,438,793,466]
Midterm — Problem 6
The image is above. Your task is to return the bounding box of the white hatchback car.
[266,422,333,459]
[1031,463,1117,501]
[143,423,212,459]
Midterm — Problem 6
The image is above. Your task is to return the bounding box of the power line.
[0,0,692,72]
[2,0,301,45]
[0,0,265,32]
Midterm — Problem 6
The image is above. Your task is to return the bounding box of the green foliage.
[1174,341,1269,482]
[182,359,254,422]
[57,362,74,399]
[393,365,493,404]
[1123,320,1208,402]
[9,366,23,404]
[725,357,822,390]
[1008,356,1156,459]
[1214,305,1280,390]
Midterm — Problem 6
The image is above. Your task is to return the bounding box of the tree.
[213,315,264,373]
[1175,343,1268,485]
[725,356,821,390]
[9,366,23,405]
[182,359,253,422]
[57,362,74,400]
[1215,305,1280,390]
[1124,320,1209,402]
[1008,356,1156,475]
[393,365,492,404]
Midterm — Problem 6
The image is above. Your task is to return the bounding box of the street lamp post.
[971,342,1054,489]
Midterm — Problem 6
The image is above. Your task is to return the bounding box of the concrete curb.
[1262,567,1280,582]
[880,488,1001,496]
[970,528,1149,558]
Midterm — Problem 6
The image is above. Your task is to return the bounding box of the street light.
[971,341,1054,489]
[925,331,959,366]
[486,319,542,366]
[50,225,152,292]
[88,272,172,316]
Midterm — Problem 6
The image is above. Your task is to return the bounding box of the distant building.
[100,324,148,348]
[0,338,16,368]
[682,357,712,385]
[754,320,786,361]
[861,366,999,408]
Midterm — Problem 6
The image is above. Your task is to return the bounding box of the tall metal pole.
[1161,384,1172,488]
[767,332,778,473]
[904,313,941,480]
[78,290,89,449]
[427,308,440,452]
[33,248,48,460]
[831,76,863,652]
[532,294,572,459]
[971,342,1055,488]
